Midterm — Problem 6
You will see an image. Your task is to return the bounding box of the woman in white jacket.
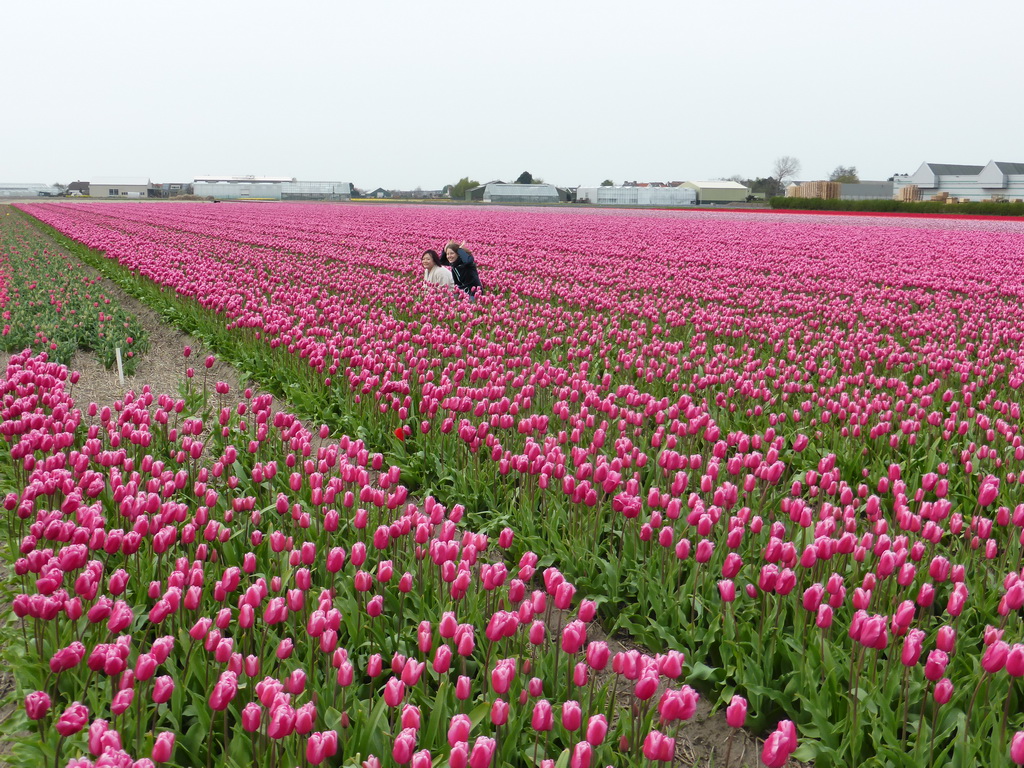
[422,250,455,287]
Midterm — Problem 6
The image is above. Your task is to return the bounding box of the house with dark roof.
[896,161,1024,201]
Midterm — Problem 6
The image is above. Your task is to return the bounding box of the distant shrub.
[769,197,1024,216]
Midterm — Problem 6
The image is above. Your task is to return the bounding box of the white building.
[576,186,696,206]
[0,183,60,198]
[193,181,282,200]
[474,183,560,203]
[977,161,1024,200]
[91,177,151,198]
[281,181,352,200]
[193,176,351,200]
[679,181,749,204]
[893,161,1024,202]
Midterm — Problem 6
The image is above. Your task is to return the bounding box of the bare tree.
[771,156,801,195]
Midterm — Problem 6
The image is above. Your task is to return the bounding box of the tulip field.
[4,202,1024,768]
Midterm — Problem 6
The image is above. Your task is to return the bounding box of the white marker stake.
[115,347,125,387]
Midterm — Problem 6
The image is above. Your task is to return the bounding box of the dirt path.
[64,282,247,411]
[542,609,809,767]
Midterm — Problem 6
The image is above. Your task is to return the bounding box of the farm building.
[91,177,151,198]
[892,161,1024,202]
[576,186,696,206]
[193,181,282,200]
[0,183,60,198]
[679,181,749,204]
[840,181,894,200]
[281,181,351,200]
[193,176,351,201]
[786,181,894,200]
[152,182,193,198]
[467,183,560,204]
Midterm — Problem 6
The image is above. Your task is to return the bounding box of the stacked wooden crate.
[898,185,921,202]
[795,181,841,199]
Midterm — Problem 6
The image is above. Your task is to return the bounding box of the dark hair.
[422,249,445,268]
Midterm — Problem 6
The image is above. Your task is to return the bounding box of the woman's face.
[422,252,435,269]
[445,247,458,263]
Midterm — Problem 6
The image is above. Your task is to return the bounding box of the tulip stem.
[723,730,735,768]
[136,680,145,754]
[963,673,987,742]
[899,665,911,753]
[849,645,865,764]
[914,681,932,762]
[927,698,939,767]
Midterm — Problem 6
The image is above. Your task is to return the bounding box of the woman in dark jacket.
[444,240,482,299]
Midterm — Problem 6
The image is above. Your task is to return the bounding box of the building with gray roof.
[895,161,1024,201]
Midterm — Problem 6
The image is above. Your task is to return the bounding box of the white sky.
[5,1,1022,189]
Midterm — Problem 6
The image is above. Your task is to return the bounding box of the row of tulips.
[0,210,147,372]
[1,348,801,767]
[9,203,1024,764]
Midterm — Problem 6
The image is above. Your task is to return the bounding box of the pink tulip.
[642,730,674,762]
[978,475,1000,506]
[152,675,174,704]
[111,688,134,715]
[468,736,496,768]
[570,741,592,768]
[384,677,405,707]
[531,700,553,731]
[55,702,89,736]
[24,691,51,720]
[1011,731,1024,764]
[934,678,954,705]
[242,702,262,732]
[585,714,608,745]
[562,700,582,731]
[761,730,791,767]
[982,641,1010,673]
[268,704,296,739]
[449,742,469,768]
[392,728,417,765]
[152,732,175,763]
[725,695,747,728]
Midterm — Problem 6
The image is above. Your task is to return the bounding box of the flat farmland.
[4,201,1024,767]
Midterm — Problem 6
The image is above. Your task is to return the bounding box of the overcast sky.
[5,1,1022,189]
